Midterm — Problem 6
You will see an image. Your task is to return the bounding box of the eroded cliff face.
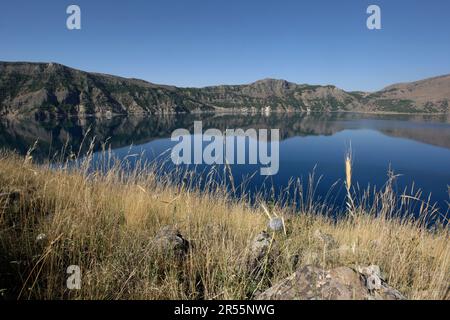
[1,61,449,117]
[181,78,361,112]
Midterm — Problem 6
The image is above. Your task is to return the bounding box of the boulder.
[358,265,406,300]
[256,265,406,300]
[153,226,190,259]
[358,265,384,280]
[246,231,279,278]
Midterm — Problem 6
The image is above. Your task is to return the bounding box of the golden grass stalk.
[345,148,356,219]
[345,153,352,192]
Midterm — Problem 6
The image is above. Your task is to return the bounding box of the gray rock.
[366,274,382,291]
[35,233,47,243]
[246,231,279,277]
[268,217,284,232]
[255,265,406,300]
[256,265,367,300]
[356,265,403,298]
[358,265,385,280]
[153,226,189,259]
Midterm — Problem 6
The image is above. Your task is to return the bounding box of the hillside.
[0,61,449,117]
[181,79,360,112]
[365,75,450,113]
[0,62,212,118]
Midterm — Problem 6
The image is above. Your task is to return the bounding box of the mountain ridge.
[0,61,449,117]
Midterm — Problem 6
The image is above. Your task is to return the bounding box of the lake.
[1,112,449,222]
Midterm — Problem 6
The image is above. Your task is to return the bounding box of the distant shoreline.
[4,109,450,121]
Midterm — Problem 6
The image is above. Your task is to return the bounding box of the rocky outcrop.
[245,231,280,279]
[256,265,406,300]
[153,226,190,259]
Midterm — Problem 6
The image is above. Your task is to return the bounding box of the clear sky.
[1,0,450,91]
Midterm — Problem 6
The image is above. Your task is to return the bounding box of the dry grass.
[0,149,449,300]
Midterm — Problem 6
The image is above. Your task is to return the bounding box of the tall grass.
[0,147,449,300]
[344,147,356,219]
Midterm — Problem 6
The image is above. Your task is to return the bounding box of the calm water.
[1,112,449,221]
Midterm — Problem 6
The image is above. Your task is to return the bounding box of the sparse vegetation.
[375,99,419,113]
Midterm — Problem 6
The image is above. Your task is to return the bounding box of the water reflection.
[1,112,450,161]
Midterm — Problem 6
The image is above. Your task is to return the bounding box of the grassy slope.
[0,151,449,300]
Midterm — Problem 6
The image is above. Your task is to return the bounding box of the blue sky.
[1,0,449,91]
